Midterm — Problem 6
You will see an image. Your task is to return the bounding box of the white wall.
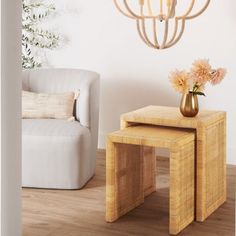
[44,0,236,164]
[0,0,22,235]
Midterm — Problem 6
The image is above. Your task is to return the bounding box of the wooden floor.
[22,151,236,236]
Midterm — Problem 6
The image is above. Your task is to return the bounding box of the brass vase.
[180,93,199,117]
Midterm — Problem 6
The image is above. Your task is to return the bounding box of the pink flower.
[169,70,190,94]
[191,59,212,84]
[210,68,227,85]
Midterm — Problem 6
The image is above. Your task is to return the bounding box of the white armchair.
[22,68,100,189]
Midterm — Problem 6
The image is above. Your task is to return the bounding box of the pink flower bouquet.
[169,59,227,96]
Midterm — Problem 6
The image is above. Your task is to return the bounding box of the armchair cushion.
[22,90,77,120]
[22,119,88,137]
[22,119,92,189]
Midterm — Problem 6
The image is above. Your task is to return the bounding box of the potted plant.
[169,59,227,117]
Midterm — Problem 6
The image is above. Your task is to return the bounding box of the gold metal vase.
[180,93,199,117]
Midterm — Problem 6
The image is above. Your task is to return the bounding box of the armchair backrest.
[22,68,100,130]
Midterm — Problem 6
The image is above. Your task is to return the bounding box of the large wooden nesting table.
[120,105,226,222]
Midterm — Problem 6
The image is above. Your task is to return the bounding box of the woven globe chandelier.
[113,0,210,50]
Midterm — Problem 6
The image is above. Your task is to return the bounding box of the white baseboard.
[227,146,236,165]
[98,132,106,149]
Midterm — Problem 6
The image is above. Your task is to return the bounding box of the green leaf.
[193,91,206,96]
[22,0,60,69]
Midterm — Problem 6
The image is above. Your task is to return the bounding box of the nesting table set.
[106,106,226,235]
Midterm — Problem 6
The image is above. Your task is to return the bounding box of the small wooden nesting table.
[120,105,226,222]
[106,125,195,235]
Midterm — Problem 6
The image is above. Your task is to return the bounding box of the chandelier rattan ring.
[113,0,211,50]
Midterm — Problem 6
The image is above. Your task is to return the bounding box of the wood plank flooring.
[22,151,235,236]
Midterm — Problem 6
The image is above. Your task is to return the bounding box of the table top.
[121,106,226,129]
[110,125,194,147]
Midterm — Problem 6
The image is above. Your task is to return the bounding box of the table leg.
[196,119,226,221]
[106,140,144,222]
[169,141,194,235]
[142,146,156,197]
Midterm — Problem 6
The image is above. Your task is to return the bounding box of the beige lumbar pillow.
[22,90,78,120]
